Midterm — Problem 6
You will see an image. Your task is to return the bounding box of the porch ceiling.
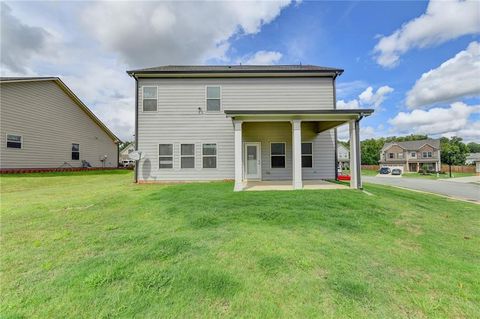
[224,109,374,124]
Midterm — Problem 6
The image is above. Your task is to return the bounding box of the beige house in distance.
[379,139,441,172]
[0,77,120,171]
[119,142,136,166]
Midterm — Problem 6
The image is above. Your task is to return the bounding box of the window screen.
[159,144,173,168]
[271,143,286,168]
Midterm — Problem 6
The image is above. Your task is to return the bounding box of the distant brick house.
[379,139,441,172]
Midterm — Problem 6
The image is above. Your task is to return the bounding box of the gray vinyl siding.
[137,77,335,181]
[243,122,334,180]
[0,81,117,169]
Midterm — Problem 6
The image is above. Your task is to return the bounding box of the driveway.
[363,176,480,203]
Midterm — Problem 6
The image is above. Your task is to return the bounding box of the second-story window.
[143,87,157,112]
[206,86,221,112]
[398,152,404,159]
[389,153,394,159]
[411,152,416,157]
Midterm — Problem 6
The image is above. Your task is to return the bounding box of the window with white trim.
[388,153,394,159]
[71,143,80,160]
[202,144,217,168]
[422,151,432,158]
[301,142,313,168]
[206,86,221,112]
[6,134,22,149]
[181,144,195,168]
[159,144,173,168]
[411,152,416,157]
[271,143,286,168]
[427,151,432,158]
[143,87,157,111]
[398,152,404,159]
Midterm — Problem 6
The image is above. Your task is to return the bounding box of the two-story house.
[379,139,441,172]
[127,65,373,191]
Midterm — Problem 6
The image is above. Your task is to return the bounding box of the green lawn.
[1,171,479,318]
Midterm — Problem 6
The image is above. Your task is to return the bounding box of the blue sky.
[1,0,479,141]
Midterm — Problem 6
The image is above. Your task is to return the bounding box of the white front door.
[244,142,261,180]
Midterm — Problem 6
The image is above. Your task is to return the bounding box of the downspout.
[134,76,139,183]
[117,142,120,168]
[333,72,339,180]
[356,113,365,189]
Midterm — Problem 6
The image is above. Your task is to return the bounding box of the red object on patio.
[338,175,351,181]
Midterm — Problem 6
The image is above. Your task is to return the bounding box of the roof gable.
[382,139,440,151]
[1,77,120,143]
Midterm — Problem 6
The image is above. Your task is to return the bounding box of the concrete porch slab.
[244,179,348,191]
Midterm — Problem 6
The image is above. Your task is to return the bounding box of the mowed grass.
[1,171,479,318]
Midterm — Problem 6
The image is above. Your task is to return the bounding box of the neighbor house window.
[389,153,394,159]
[6,134,22,149]
[143,86,157,112]
[159,144,173,168]
[71,143,79,160]
[271,143,286,168]
[411,152,416,157]
[206,86,221,112]
[301,143,313,168]
[202,144,217,168]
[181,144,195,168]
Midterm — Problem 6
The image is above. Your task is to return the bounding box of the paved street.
[363,176,480,203]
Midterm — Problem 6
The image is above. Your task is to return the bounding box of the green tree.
[360,138,385,165]
[467,142,480,153]
[440,137,468,177]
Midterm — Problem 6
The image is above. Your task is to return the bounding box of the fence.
[440,164,475,173]
[361,165,380,171]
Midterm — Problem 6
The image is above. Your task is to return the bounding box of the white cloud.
[337,124,381,141]
[337,99,359,110]
[1,2,291,141]
[406,41,480,108]
[238,50,282,65]
[0,3,53,73]
[337,85,393,109]
[373,0,480,68]
[82,1,291,68]
[388,102,480,138]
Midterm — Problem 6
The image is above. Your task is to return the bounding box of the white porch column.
[233,120,244,191]
[349,120,362,189]
[291,120,303,189]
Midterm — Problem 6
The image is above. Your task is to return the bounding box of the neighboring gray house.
[466,153,480,176]
[0,77,120,170]
[127,65,373,190]
[119,142,136,166]
[337,143,349,169]
[379,139,441,172]
[466,153,480,165]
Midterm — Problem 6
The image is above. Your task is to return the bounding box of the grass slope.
[1,171,479,318]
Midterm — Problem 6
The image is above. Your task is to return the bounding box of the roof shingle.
[127,64,343,75]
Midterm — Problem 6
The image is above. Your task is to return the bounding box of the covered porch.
[226,109,373,191]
